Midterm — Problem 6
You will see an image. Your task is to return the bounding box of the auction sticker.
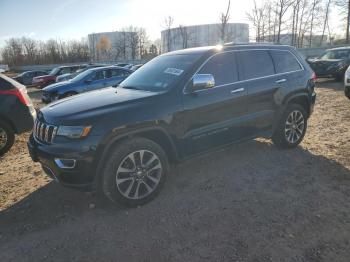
[164,68,184,76]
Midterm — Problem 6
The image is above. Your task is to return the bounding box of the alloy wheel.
[116,150,162,200]
[285,110,305,144]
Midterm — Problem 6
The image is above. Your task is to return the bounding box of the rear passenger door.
[182,52,248,155]
[236,50,280,134]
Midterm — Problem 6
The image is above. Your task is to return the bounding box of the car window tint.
[198,52,237,86]
[109,69,124,78]
[270,50,302,73]
[237,50,275,80]
[93,70,107,80]
[59,68,71,75]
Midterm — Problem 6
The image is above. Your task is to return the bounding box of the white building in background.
[161,23,249,53]
[88,31,139,61]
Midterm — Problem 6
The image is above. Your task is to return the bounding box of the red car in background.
[32,65,83,88]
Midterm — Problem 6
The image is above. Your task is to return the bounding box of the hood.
[40,87,158,124]
[43,81,72,92]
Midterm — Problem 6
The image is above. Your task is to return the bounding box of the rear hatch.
[0,73,34,107]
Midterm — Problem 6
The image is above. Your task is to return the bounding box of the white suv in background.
[345,66,350,99]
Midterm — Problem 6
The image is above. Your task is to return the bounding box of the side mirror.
[189,74,215,92]
[84,79,93,84]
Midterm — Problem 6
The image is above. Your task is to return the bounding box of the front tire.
[101,138,168,207]
[272,104,308,149]
[0,120,15,156]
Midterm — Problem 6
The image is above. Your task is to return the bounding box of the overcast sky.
[0,0,343,47]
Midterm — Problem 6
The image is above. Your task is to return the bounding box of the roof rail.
[224,42,277,46]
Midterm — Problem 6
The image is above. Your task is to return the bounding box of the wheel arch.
[283,93,310,117]
[93,126,179,189]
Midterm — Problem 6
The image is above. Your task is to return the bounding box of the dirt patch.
[0,80,349,261]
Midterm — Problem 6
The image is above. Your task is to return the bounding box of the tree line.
[247,0,350,47]
[1,37,90,66]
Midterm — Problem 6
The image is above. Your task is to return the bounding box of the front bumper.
[27,134,99,190]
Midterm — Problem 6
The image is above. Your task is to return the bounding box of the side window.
[59,68,71,75]
[109,69,125,78]
[237,50,275,80]
[93,70,107,80]
[270,50,302,74]
[198,52,238,86]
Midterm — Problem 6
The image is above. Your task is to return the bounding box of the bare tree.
[320,0,332,45]
[276,0,293,43]
[178,25,190,48]
[335,0,350,43]
[219,0,231,43]
[247,0,266,42]
[163,16,174,52]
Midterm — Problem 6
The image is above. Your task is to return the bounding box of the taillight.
[311,72,317,82]
[0,87,31,106]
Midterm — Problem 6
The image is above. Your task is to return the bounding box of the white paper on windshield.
[164,68,184,76]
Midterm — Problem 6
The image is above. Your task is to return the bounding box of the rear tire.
[101,137,169,207]
[272,104,308,149]
[0,120,15,156]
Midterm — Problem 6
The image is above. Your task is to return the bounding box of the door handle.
[231,88,245,94]
[275,79,287,84]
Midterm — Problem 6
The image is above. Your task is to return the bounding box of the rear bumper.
[309,92,316,116]
[14,105,36,134]
[27,134,100,190]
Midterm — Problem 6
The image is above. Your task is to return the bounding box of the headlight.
[57,126,92,139]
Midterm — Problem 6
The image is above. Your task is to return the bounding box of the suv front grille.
[33,119,58,144]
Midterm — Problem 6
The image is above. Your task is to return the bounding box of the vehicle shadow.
[316,78,344,90]
[1,139,350,261]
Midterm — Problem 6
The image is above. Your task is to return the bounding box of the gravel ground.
[0,80,349,262]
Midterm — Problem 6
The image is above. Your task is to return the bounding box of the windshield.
[320,50,350,60]
[119,54,201,92]
[49,67,60,75]
[71,68,94,82]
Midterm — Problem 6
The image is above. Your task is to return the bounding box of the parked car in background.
[28,44,316,207]
[13,70,48,86]
[307,47,350,81]
[130,64,143,71]
[41,66,132,103]
[56,64,106,83]
[0,64,9,72]
[32,65,83,88]
[344,66,350,99]
[0,74,35,156]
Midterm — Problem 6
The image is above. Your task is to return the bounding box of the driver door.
[181,52,248,155]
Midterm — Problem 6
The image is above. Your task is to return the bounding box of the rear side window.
[198,52,238,86]
[237,50,275,80]
[92,70,108,80]
[109,69,129,78]
[270,50,302,73]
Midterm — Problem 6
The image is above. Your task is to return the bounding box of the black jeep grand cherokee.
[28,44,316,206]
